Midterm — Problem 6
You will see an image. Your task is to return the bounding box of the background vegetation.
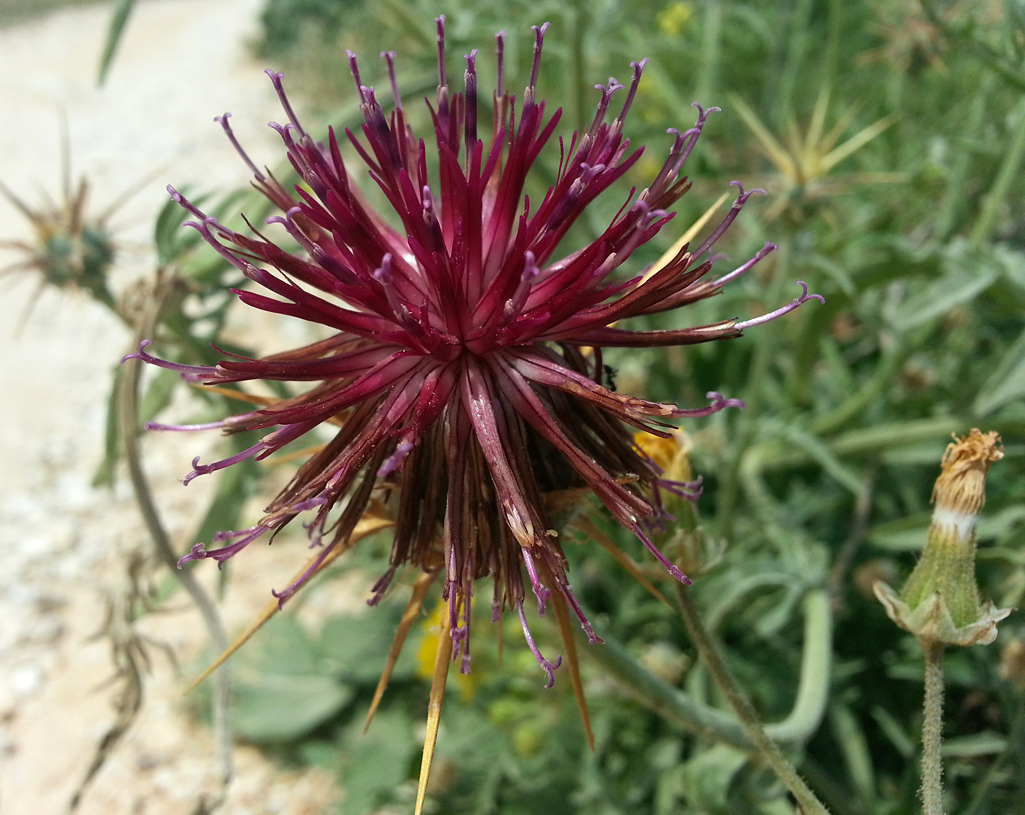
[14,0,1025,812]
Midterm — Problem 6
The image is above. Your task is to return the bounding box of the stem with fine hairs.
[920,640,946,815]
[674,583,831,815]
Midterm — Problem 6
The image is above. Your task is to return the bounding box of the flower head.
[126,17,819,733]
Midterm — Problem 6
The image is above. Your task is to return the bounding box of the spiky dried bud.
[0,175,117,309]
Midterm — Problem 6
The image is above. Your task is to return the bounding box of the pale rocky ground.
[0,1,353,812]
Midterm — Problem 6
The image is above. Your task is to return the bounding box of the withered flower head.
[875,429,1010,647]
[125,21,819,687]
[930,428,1003,524]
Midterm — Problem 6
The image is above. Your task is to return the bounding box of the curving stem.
[118,277,234,801]
[672,582,831,814]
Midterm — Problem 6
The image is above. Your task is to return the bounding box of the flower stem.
[920,640,946,815]
[120,277,233,794]
[583,588,832,749]
[674,583,831,815]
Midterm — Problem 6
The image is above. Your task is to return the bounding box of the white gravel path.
[0,1,343,812]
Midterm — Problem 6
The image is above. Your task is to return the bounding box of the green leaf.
[1000,246,1025,295]
[752,583,803,638]
[979,504,1025,546]
[679,744,749,813]
[319,606,418,685]
[783,424,865,497]
[97,0,135,86]
[868,511,931,551]
[870,502,1025,551]
[869,706,916,759]
[973,325,1025,415]
[891,240,1002,329]
[230,615,354,743]
[92,364,124,487]
[892,267,998,329]
[942,731,1007,757]
[829,701,875,802]
[702,570,797,632]
[138,368,181,423]
[338,707,417,815]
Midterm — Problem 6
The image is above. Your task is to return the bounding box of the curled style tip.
[122,340,216,380]
[729,180,767,204]
[518,601,562,688]
[735,281,825,330]
[614,59,648,127]
[707,391,746,412]
[214,113,264,179]
[120,338,152,365]
[265,69,306,137]
[692,102,721,120]
[673,391,745,418]
[177,542,208,568]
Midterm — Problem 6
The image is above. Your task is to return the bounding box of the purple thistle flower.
[125,20,821,689]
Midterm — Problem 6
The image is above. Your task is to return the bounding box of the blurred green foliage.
[80,0,1025,812]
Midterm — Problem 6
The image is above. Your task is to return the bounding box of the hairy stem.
[675,583,831,815]
[920,640,946,815]
[585,588,832,751]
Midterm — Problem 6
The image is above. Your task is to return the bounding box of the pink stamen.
[435,16,447,89]
[380,51,402,108]
[525,22,551,106]
[613,59,648,131]
[265,70,307,138]
[517,600,562,688]
[735,281,825,330]
[215,113,265,180]
[520,547,551,615]
[634,525,693,585]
